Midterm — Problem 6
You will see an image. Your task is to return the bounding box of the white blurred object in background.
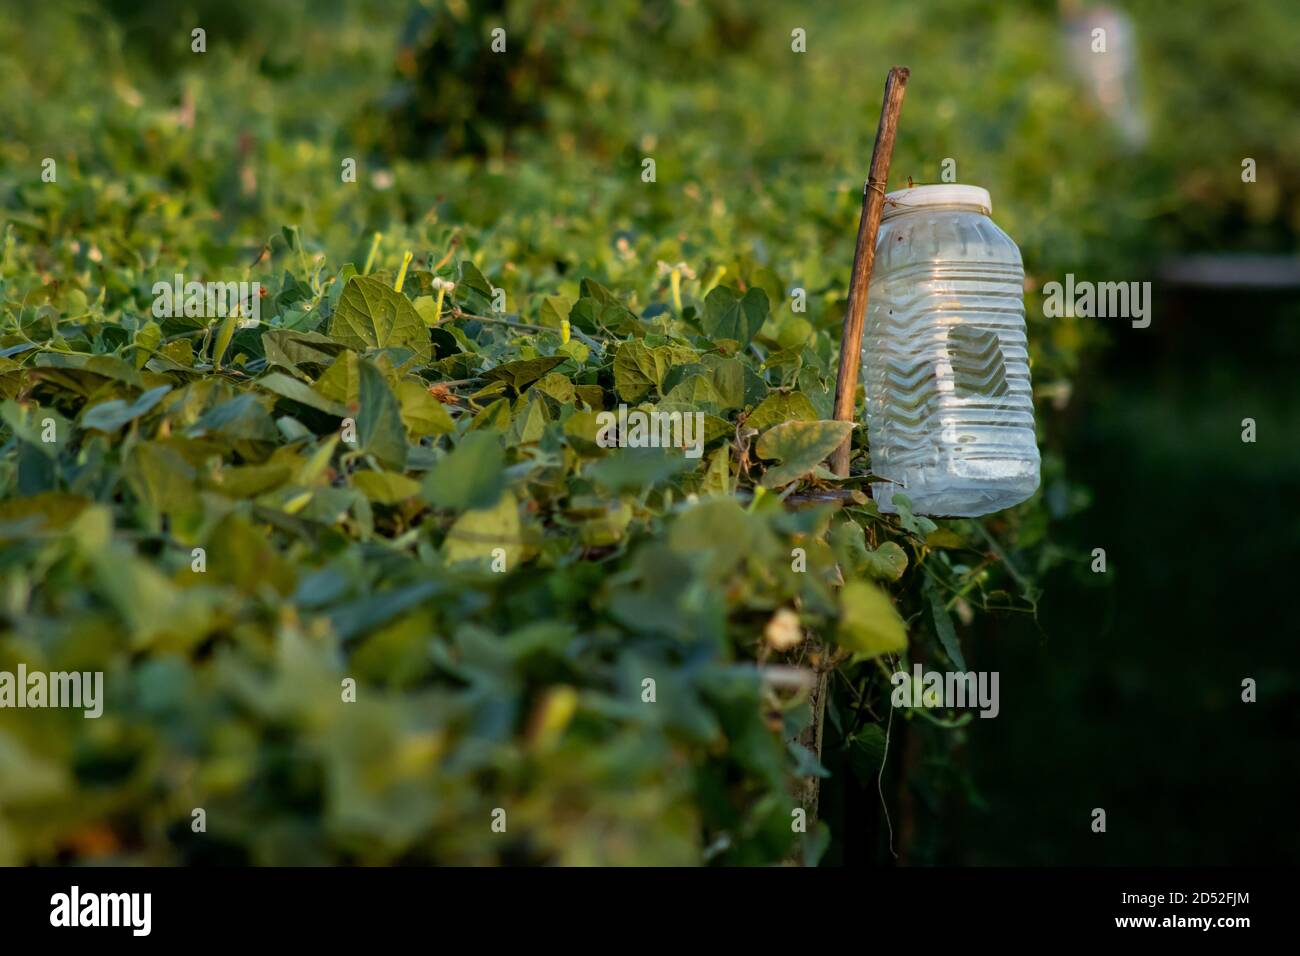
[1061,4,1149,149]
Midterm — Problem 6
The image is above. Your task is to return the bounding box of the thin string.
[879,656,898,859]
[866,179,901,212]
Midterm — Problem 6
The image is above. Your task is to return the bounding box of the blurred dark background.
[822,278,1300,865]
[949,281,1300,866]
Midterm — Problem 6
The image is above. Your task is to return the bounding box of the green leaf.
[123,441,197,513]
[314,351,361,405]
[256,373,348,417]
[923,574,966,670]
[263,329,349,373]
[797,367,834,419]
[422,430,505,511]
[701,354,745,410]
[837,581,907,659]
[924,527,969,550]
[587,446,690,492]
[34,352,145,389]
[397,380,455,436]
[702,286,768,347]
[0,402,70,458]
[834,522,908,583]
[469,397,512,432]
[579,277,617,304]
[538,295,574,330]
[571,295,639,336]
[746,391,819,432]
[212,312,238,370]
[574,384,604,410]
[661,373,724,414]
[846,724,888,783]
[444,491,524,566]
[667,496,768,579]
[209,461,292,498]
[88,546,212,649]
[352,470,422,504]
[862,541,909,582]
[326,581,440,643]
[79,385,172,432]
[572,497,634,547]
[456,260,495,300]
[195,394,281,444]
[755,419,854,488]
[700,446,731,495]
[357,359,408,470]
[613,340,669,403]
[328,275,432,365]
[133,320,162,369]
[507,395,549,444]
[892,494,939,537]
[0,491,91,537]
[205,512,296,596]
[481,355,565,393]
[532,371,575,404]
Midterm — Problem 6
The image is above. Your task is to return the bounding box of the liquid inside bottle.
[862,185,1040,517]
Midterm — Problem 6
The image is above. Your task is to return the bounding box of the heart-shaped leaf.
[329,275,432,365]
[745,391,819,432]
[702,286,769,347]
[837,581,907,659]
[756,419,854,488]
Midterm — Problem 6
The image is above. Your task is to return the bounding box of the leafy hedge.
[0,225,982,864]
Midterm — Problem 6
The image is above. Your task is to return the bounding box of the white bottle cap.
[881,184,992,220]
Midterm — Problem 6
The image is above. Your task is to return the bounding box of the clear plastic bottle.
[862,184,1039,517]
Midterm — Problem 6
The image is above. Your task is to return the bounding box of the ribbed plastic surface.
[862,199,1040,517]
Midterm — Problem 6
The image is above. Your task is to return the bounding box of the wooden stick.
[830,66,910,477]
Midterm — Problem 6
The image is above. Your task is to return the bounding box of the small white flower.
[764,608,803,652]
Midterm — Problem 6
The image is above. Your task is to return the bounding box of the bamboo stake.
[830,66,910,478]
[786,67,911,867]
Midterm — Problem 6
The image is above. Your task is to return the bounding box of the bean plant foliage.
[0,0,1085,866]
[0,229,1034,865]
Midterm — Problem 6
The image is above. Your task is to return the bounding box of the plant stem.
[394,251,413,292]
[362,232,382,275]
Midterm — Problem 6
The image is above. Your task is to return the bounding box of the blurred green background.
[1,0,1296,864]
